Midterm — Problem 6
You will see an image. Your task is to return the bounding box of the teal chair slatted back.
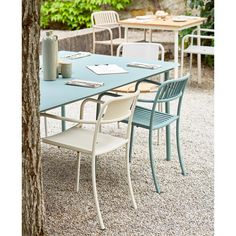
[155,75,189,103]
[149,74,189,128]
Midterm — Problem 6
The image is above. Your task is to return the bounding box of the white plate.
[172,17,187,22]
[136,15,153,20]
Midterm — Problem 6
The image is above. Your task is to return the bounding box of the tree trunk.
[153,0,161,9]
[22,0,46,235]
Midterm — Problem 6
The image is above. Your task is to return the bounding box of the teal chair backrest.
[155,74,189,104]
[150,74,190,119]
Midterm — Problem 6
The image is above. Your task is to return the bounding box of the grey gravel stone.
[41,64,214,235]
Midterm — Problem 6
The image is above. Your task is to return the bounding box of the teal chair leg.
[165,102,171,161]
[176,119,187,176]
[129,125,134,162]
[149,129,161,193]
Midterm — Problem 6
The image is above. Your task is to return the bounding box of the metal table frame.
[40,51,178,160]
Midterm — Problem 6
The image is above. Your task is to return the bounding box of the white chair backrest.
[117,42,165,61]
[91,11,119,26]
[93,91,139,146]
[100,91,139,123]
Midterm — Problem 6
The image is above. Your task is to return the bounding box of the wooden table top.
[119,16,206,30]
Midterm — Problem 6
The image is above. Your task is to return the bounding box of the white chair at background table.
[91,11,139,56]
[114,42,165,93]
[180,28,214,84]
[41,91,140,230]
[113,42,165,144]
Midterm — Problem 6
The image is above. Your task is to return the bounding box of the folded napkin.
[127,62,161,69]
[65,79,104,88]
[64,52,91,59]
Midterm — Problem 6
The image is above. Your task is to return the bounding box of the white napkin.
[65,79,104,88]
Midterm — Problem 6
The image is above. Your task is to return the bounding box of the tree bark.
[153,0,161,9]
[22,0,45,235]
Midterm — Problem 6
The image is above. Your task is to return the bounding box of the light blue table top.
[40,51,178,112]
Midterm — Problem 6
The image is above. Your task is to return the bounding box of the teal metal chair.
[124,74,190,193]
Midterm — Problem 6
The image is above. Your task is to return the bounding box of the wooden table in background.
[119,16,206,79]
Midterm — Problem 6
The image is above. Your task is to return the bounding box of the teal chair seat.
[128,106,179,130]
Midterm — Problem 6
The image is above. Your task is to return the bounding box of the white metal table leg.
[174,31,179,79]
[124,27,128,42]
[149,28,152,43]
[197,25,202,84]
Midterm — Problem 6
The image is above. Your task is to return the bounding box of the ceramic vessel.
[42,31,58,81]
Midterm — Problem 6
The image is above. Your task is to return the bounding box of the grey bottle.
[42,31,58,81]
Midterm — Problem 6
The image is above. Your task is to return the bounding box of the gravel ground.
[41,64,214,235]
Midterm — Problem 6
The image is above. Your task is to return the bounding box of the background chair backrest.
[100,91,139,123]
[117,43,165,61]
[91,11,119,26]
[155,74,189,103]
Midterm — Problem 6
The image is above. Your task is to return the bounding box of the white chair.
[110,42,165,145]
[180,28,214,84]
[91,11,136,56]
[41,91,139,229]
[114,42,165,93]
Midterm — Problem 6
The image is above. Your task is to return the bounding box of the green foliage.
[40,0,131,30]
[189,0,214,29]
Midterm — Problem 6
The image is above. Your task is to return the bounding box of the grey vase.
[42,31,58,81]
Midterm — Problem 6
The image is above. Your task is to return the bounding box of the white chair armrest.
[182,34,214,50]
[182,34,214,42]
[80,98,105,120]
[81,98,105,105]
[191,28,215,35]
[40,112,98,125]
[93,25,114,40]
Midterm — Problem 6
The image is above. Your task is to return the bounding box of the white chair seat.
[184,45,214,55]
[42,126,128,156]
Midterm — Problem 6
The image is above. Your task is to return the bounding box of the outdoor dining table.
[119,15,206,80]
[40,51,178,160]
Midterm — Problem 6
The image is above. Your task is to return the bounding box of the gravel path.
[41,64,214,235]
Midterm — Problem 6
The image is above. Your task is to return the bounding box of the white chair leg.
[92,31,96,54]
[189,53,193,75]
[93,43,95,54]
[92,154,105,230]
[110,42,113,56]
[126,143,137,209]
[197,54,202,84]
[180,51,184,77]
[76,152,81,192]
